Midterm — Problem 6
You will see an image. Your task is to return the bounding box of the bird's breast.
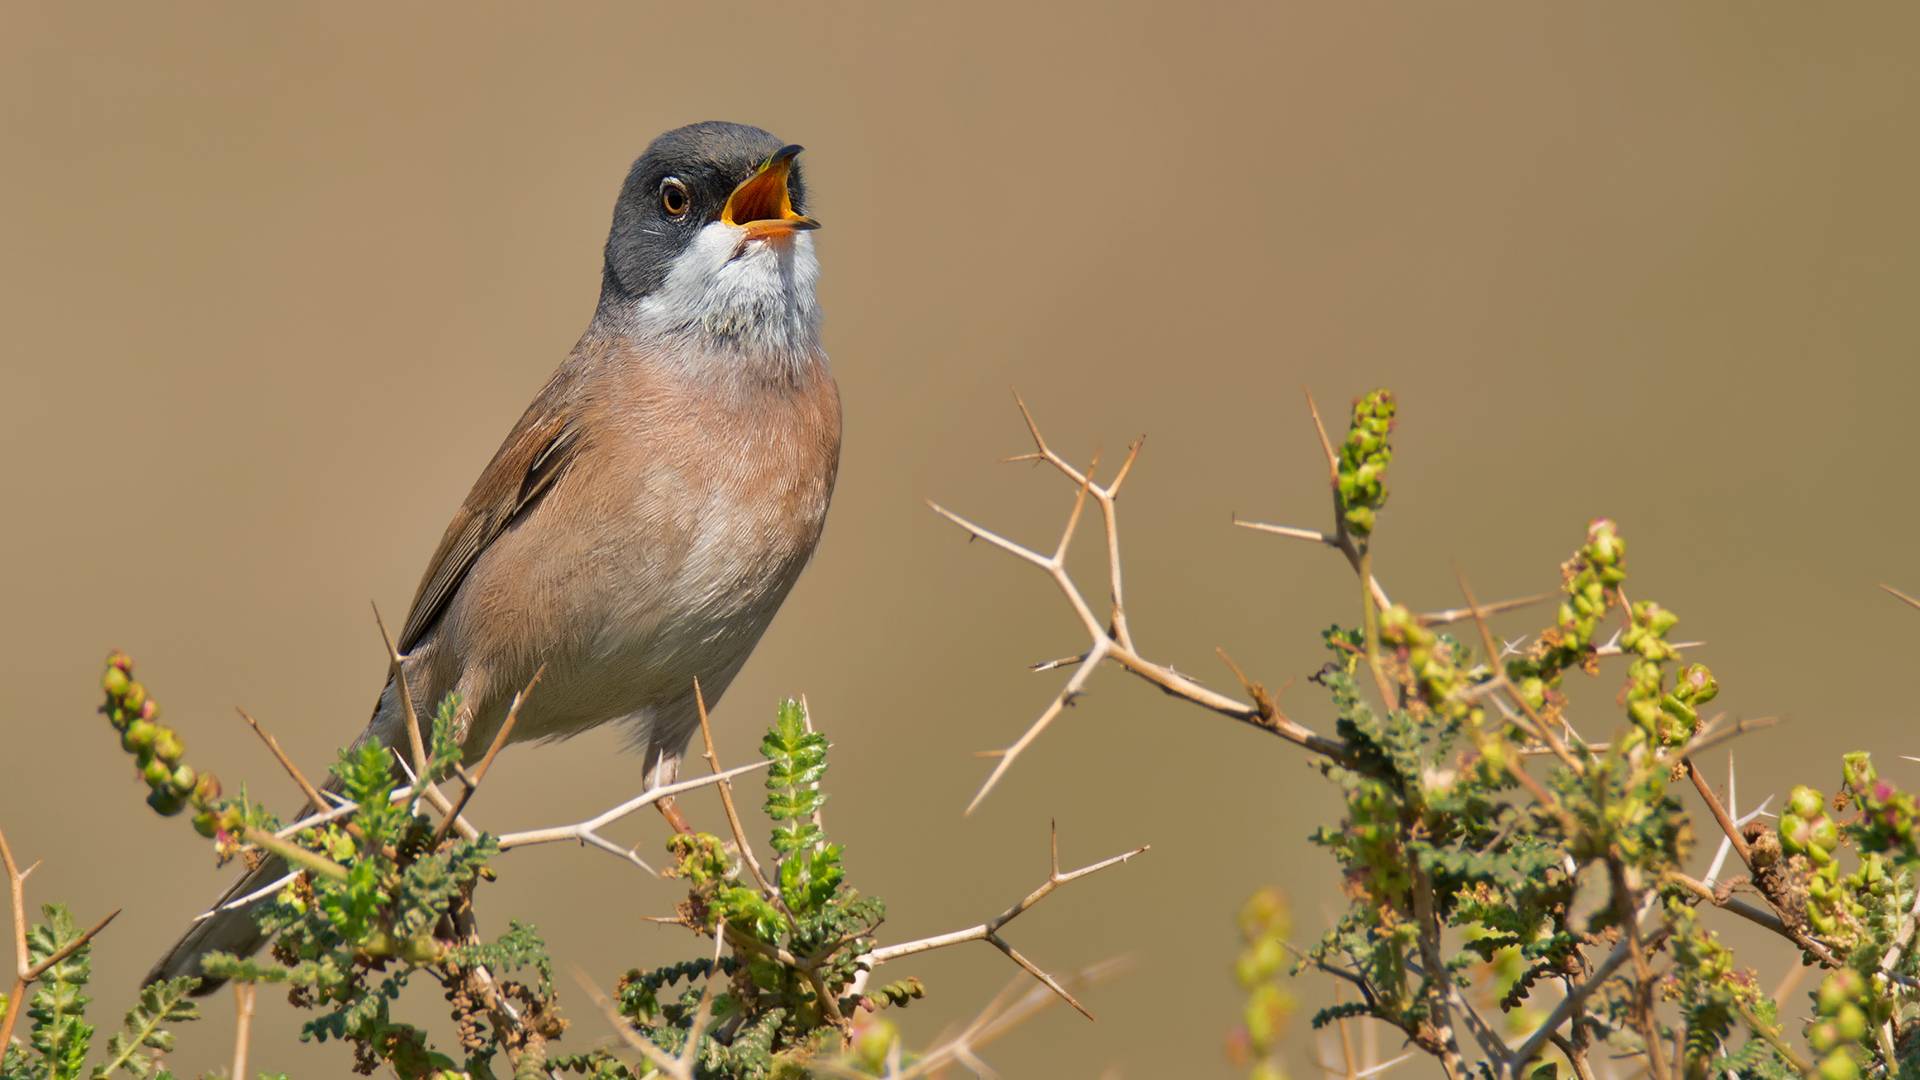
[463,353,841,740]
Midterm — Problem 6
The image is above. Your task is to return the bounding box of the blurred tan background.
[4,3,1919,1077]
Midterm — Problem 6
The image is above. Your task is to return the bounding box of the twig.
[1454,564,1584,777]
[1671,715,1781,760]
[817,958,1134,1080]
[431,664,544,851]
[242,826,348,882]
[232,981,257,1080]
[934,397,1366,814]
[1881,583,1920,612]
[1734,1001,1815,1078]
[495,761,772,873]
[190,871,301,924]
[1409,855,1465,1080]
[1667,872,1795,936]
[576,969,691,1079]
[862,824,1146,1020]
[693,678,778,902]
[1419,593,1555,627]
[1230,518,1393,611]
[1509,896,1655,1077]
[1686,758,1754,871]
[1,829,120,1057]
[238,708,327,812]
[370,606,484,843]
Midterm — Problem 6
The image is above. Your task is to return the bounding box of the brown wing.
[397,391,586,654]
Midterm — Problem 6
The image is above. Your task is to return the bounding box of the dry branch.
[1,825,122,1055]
[862,824,1145,1020]
[929,399,1350,813]
[495,761,772,873]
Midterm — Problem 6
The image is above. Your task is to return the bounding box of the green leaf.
[90,977,200,1079]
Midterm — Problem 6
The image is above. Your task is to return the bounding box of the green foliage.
[557,699,903,1079]
[1231,388,1919,1080]
[92,978,199,1080]
[1228,889,1294,1080]
[0,906,195,1080]
[87,666,942,1079]
[1336,389,1395,536]
[200,723,541,1078]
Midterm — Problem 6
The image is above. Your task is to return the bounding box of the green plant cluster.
[0,905,212,1080]
[80,660,951,1078]
[99,653,223,830]
[1336,390,1395,537]
[553,701,916,1080]
[1227,888,1296,1080]
[1229,388,1920,1080]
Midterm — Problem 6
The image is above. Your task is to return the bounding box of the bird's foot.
[658,797,695,836]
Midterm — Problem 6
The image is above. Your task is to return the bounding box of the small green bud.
[1790,786,1826,818]
[1822,970,1866,1008]
[121,719,158,754]
[1676,663,1717,704]
[1345,506,1375,535]
[1843,752,1877,792]
[192,811,220,838]
[1836,1004,1867,1042]
[1810,817,1840,852]
[146,787,186,816]
[1810,1020,1840,1053]
[170,765,197,795]
[141,756,173,788]
[1819,1051,1859,1080]
[122,681,147,711]
[193,773,222,803]
[152,729,184,766]
[103,667,130,697]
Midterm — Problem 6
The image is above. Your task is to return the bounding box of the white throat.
[622,222,823,377]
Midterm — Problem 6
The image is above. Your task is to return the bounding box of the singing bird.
[148,121,840,990]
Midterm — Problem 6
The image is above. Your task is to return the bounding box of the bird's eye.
[660,178,690,217]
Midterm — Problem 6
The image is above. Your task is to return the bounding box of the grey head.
[601,121,818,304]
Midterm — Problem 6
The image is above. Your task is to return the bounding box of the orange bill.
[720,144,821,237]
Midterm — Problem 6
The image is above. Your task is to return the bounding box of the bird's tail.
[144,850,291,994]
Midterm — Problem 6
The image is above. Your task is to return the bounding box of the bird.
[147,120,841,991]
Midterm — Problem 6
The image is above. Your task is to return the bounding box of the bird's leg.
[658,798,695,836]
[650,751,695,835]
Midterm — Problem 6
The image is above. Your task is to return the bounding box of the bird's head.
[600,122,823,362]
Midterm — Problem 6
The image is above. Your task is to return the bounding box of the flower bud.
[153,729,184,766]
[1810,1020,1840,1053]
[1843,752,1876,792]
[194,773,222,803]
[139,699,159,723]
[1821,970,1865,1008]
[1790,786,1826,818]
[141,756,173,788]
[1836,1004,1867,1042]
[1810,817,1840,852]
[1676,664,1717,705]
[103,667,130,697]
[1819,1051,1858,1080]
[170,765,197,795]
[146,788,186,816]
[122,682,147,711]
[121,719,157,755]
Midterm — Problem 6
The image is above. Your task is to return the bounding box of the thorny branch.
[1,825,122,1056]
[862,823,1146,1020]
[928,395,1352,814]
[494,761,773,873]
[932,393,1890,1080]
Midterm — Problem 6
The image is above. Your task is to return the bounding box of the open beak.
[720,144,820,239]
